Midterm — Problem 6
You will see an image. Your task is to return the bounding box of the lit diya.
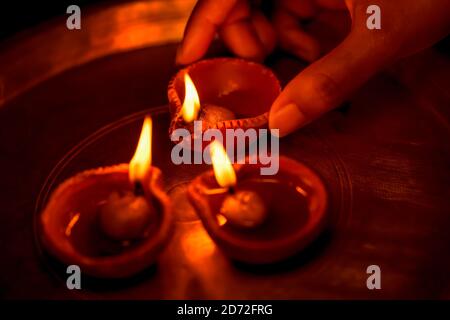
[168,58,281,144]
[40,117,173,278]
[188,141,328,264]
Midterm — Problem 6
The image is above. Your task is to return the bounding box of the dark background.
[0,1,109,40]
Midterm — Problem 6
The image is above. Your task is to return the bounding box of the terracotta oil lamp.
[39,117,173,278]
[188,141,328,264]
[168,58,281,150]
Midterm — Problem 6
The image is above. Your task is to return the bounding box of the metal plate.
[1,1,449,299]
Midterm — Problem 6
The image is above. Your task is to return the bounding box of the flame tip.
[210,141,236,188]
[181,73,200,123]
[129,116,153,183]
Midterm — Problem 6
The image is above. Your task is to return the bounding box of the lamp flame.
[129,116,152,183]
[209,140,236,188]
[181,73,200,123]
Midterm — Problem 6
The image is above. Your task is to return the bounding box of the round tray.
[1,0,449,299]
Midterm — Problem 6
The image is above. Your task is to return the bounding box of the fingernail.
[269,103,307,137]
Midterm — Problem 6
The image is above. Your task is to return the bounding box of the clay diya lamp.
[168,58,281,150]
[187,141,328,264]
[40,117,173,278]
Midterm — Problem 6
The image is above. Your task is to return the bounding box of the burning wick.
[98,117,156,241]
[209,141,267,228]
[181,73,235,126]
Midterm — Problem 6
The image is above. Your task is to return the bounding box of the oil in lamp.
[188,141,329,264]
[168,58,281,141]
[40,116,173,278]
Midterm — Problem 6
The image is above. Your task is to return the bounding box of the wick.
[228,186,235,195]
[134,181,145,196]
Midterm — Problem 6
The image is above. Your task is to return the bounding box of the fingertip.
[220,21,267,62]
[273,9,322,63]
[251,12,277,55]
[269,102,308,137]
[291,44,322,63]
[176,0,224,65]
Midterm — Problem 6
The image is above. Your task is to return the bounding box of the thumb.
[269,29,396,137]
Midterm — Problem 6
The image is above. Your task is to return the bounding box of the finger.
[269,31,396,137]
[273,8,321,62]
[176,0,238,65]
[280,0,319,18]
[251,12,277,55]
[220,1,266,61]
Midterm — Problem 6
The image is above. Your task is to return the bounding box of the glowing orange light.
[216,214,227,226]
[65,213,80,237]
[181,73,200,123]
[209,140,236,188]
[129,116,152,183]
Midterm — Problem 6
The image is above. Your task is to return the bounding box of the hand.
[176,0,450,137]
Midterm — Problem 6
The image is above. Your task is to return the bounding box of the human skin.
[176,0,450,137]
